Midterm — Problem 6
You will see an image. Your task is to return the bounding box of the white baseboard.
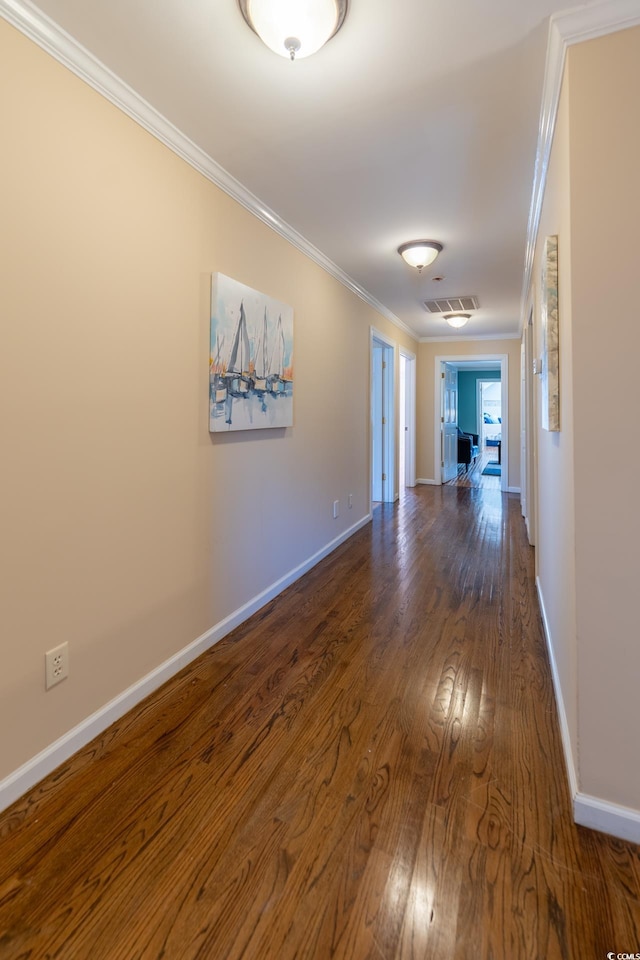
[536,577,640,843]
[574,793,640,844]
[417,478,519,492]
[0,512,371,815]
[536,577,579,798]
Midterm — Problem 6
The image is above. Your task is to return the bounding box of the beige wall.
[416,338,521,488]
[568,27,640,808]
[0,19,416,782]
[532,25,640,816]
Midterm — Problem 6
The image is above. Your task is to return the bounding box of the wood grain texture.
[1,485,639,959]
[447,441,502,489]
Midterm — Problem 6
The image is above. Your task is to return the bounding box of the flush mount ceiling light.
[444,313,471,329]
[239,0,348,60]
[397,240,443,273]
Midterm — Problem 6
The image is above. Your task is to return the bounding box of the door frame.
[399,348,416,488]
[434,353,509,491]
[476,378,502,446]
[370,328,396,506]
[440,361,459,482]
[523,309,537,545]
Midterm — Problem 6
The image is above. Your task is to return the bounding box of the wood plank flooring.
[447,442,501,489]
[1,485,639,959]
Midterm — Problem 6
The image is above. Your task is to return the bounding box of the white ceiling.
[19,0,604,339]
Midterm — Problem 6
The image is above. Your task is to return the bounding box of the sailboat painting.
[209,274,294,432]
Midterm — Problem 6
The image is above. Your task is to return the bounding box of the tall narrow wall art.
[541,235,560,431]
[209,274,294,432]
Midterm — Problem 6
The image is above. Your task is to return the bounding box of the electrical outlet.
[333,500,339,519]
[45,642,69,689]
[348,493,353,509]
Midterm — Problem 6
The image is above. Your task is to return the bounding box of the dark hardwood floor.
[1,485,639,959]
[447,442,502,489]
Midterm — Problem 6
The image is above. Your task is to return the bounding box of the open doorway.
[478,379,502,449]
[434,354,509,490]
[371,330,395,505]
[441,362,459,482]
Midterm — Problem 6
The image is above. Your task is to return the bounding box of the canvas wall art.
[541,235,559,432]
[209,274,294,432]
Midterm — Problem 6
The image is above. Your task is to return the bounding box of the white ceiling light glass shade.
[239,0,348,60]
[445,313,471,329]
[397,240,443,272]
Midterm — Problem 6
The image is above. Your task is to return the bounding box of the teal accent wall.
[458,370,501,434]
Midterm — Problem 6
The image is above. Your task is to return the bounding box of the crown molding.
[554,0,640,43]
[520,0,640,328]
[0,0,415,342]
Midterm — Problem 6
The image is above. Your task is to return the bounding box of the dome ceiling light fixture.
[444,313,471,329]
[238,0,348,61]
[397,240,443,273]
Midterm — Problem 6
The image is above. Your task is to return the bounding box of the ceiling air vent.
[423,296,479,314]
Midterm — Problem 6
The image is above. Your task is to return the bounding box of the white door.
[371,334,395,503]
[400,351,416,488]
[372,343,383,502]
[399,355,406,490]
[520,342,527,519]
[442,363,458,482]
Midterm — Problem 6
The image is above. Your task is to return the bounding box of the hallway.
[1,486,639,958]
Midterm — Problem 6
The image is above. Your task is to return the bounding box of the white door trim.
[476,377,502,447]
[370,328,396,507]
[400,348,416,488]
[434,354,509,491]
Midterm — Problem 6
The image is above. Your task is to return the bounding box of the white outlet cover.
[45,642,69,689]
